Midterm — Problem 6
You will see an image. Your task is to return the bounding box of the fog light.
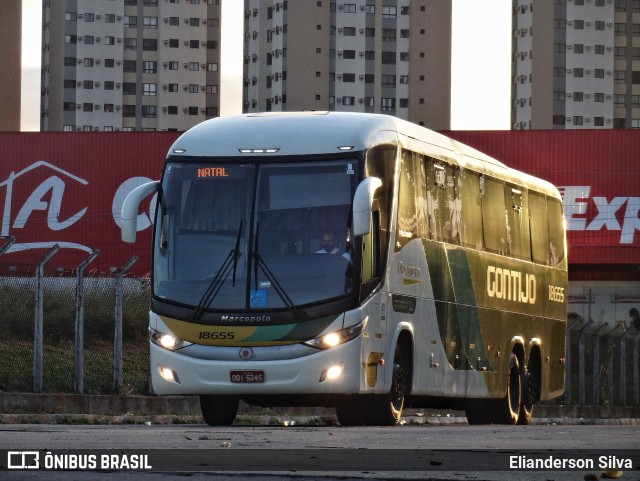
[319,364,343,383]
[159,366,180,383]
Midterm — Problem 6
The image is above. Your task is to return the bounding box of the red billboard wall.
[0,132,179,276]
[0,130,638,276]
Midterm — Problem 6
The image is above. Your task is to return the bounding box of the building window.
[144,16,158,28]
[573,44,583,54]
[188,106,199,115]
[189,62,200,71]
[63,102,75,111]
[381,74,396,87]
[64,57,76,66]
[123,83,137,94]
[105,36,115,45]
[614,47,626,59]
[143,83,157,96]
[342,96,355,106]
[123,60,136,72]
[574,20,584,29]
[168,106,178,115]
[399,99,409,108]
[614,94,625,107]
[364,97,374,107]
[104,59,115,68]
[104,104,114,113]
[206,85,218,94]
[343,27,356,36]
[594,117,604,126]
[190,40,200,48]
[343,49,355,59]
[594,69,604,78]
[364,74,374,83]
[342,73,355,82]
[206,107,217,117]
[382,29,396,41]
[143,39,158,51]
[84,58,94,67]
[124,38,137,50]
[84,36,95,45]
[189,84,199,93]
[104,81,114,90]
[381,52,396,64]
[595,44,605,54]
[142,106,157,118]
[207,63,218,71]
[381,98,395,111]
[169,39,179,48]
[124,16,137,27]
[382,6,397,18]
[65,12,77,21]
[189,17,200,26]
[365,28,375,37]
[105,14,115,23]
[553,91,566,101]
[343,4,356,12]
[595,21,605,30]
[84,13,95,22]
[64,79,76,89]
[573,116,584,125]
[594,93,604,102]
[144,61,157,73]
[169,16,179,26]
[169,61,179,70]
[365,4,375,13]
[552,115,565,125]
[83,103,93,112]
[573,92,584,101]
[574,68,584,77]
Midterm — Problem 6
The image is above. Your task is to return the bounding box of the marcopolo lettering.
[220,315,271,323]
[486,266,536,304]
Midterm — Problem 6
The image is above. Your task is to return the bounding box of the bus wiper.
[192,220,243,320]
[252,223,306,320]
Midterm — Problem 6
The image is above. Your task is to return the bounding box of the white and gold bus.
[121,112,567,425]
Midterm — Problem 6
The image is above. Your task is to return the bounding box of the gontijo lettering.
[487,266,536,304]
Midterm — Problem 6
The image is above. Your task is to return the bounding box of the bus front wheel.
[200,395,239,426]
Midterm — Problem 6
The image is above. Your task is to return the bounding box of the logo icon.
[7,451,40,469]
[238,347,254,360]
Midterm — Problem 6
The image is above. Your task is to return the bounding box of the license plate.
[230,370,264,383]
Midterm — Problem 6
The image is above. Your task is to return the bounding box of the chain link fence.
[0,244,150,395]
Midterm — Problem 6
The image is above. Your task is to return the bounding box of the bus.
[121,112,567,426]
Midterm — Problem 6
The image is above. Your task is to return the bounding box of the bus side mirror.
[352,177,382,237]
[121,181,160,243]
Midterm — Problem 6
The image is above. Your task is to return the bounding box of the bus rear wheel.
[199,395,239,426]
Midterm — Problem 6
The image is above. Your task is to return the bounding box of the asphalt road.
[1,423,639,481]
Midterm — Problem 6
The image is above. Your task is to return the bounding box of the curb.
[1,392,639,425]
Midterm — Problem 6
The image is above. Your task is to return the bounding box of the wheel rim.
[390,362,406,412]
[508,359,521,420]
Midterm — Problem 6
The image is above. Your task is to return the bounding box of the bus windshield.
[154,159,359,312]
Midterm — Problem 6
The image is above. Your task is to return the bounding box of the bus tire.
[362,344,409,426]
[199,395,239,426]
[499,353,521,424]
[335,402,365,426]
[518,352,540,425]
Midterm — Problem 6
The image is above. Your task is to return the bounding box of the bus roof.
[168,112,560,199]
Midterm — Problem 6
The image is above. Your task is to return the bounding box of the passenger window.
[481,176,507,254]
[505,185,531,261]
[459,170,483,249]
[529,191,549,264]
[547,197,565,266]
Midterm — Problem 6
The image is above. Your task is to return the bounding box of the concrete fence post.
[113,255,137,391]
[74,250,100,394]
[592,323,607,406]
[33,244,59,393]
[577,320,592,406]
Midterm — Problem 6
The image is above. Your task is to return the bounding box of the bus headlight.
[150,328,192,351]
[304,320,367,350]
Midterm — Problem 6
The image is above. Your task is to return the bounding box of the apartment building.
[0,0,22,131]
[243,0,452,129]
[41,0,221,132]
[512,0,640,129]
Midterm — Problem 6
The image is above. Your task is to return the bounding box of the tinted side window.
[529,191,549,264]
[481,176,507,254]
[547,197,565,266]
[505,185,531,261]
[459,170,483,249]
